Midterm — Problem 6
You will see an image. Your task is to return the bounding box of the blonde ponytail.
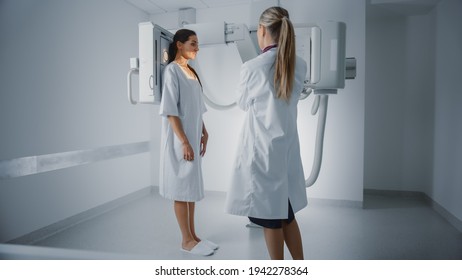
[259,7,296,101]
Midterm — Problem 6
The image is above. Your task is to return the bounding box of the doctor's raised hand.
[225,6,308,260]
[158,29,217,256]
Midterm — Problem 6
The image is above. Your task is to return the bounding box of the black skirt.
[248,201,295,229]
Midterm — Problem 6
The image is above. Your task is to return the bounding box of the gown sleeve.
[159,65,181,117]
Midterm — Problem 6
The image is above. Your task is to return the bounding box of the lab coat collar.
[261,44,277,53]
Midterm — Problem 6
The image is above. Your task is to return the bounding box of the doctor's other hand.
[183,142,195,161]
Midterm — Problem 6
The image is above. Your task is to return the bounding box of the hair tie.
[282,16,288,21]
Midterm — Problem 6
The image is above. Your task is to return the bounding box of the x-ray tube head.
[307,21,347,92]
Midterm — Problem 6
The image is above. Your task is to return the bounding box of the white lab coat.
[159,62,207,202]
[225,48,308,219]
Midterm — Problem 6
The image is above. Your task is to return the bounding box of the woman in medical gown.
[225,7,308,260]
[159,29,217,256]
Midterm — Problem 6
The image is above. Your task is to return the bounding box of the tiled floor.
[30,190,462,260]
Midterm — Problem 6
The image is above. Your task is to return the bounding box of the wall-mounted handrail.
[0,142,149,180]
[127,68,138,105]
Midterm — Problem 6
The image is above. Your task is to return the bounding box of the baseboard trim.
[423,194,462,232]
[364,188,426,198]
[307,197,363,208]
[8,186,154,245]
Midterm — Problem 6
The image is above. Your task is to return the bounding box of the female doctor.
[225,7,308,260]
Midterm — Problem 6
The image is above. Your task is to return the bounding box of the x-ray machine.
[127,18,356,188]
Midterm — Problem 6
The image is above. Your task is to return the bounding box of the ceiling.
[126,0,442,18]
[367,0,441,17]
[125,0,250,15]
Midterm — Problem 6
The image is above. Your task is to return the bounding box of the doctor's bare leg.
[263,218,304,260]
[263,227,285,259]
[282,218,304,260]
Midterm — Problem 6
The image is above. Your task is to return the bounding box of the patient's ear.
[176,41,183,50]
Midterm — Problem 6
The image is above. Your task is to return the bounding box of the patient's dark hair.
[168,29,196,64]
[167,29,202,87]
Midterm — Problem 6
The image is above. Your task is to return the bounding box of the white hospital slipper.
[201,239,219,250]
[181,241,214,256]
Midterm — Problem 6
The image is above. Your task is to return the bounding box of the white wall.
[365,16,408,190]
[403,12,436,192]
[150,0,366,204]
[432,0,462,221]
[365,11,435,192]
[365,0,461,224]
[0,0,150,242]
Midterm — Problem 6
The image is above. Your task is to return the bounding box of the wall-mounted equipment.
[127,23,173,105]
[126,19,357,189]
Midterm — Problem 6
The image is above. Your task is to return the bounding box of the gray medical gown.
[159,62,207,202]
